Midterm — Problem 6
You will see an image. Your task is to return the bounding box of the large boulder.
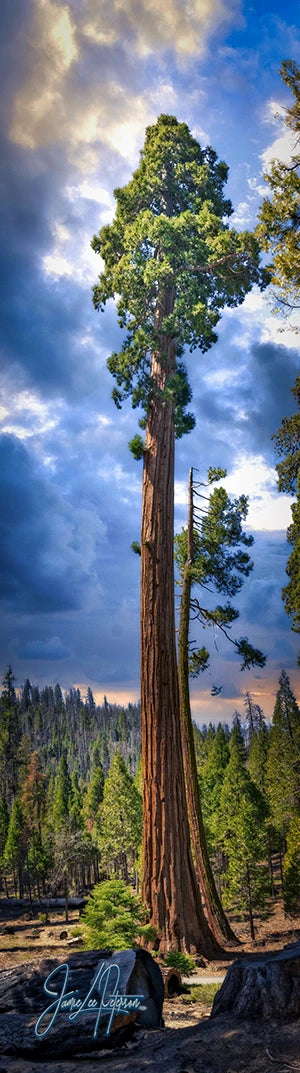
[0,947,164,1056]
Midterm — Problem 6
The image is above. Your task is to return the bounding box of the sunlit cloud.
[81,0,243,58]
[224,454,293,531]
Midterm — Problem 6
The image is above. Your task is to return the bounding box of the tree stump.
[160,967,182,997]
[211,941,300,1022]
[0,947,164,1056]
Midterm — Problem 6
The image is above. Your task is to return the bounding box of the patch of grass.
[71,926,83,937]
[182,982,220,1006]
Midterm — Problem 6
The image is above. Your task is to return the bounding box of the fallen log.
[211,940,300,1022]
[0,947,164,1056]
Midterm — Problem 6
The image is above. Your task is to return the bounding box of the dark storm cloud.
[0,134,124,401]
[0,434,104,613]
[177,335,299,484]
[20,637,71,660]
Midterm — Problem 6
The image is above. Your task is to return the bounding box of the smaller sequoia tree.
[92,114,266,951]
[175,468,265,944]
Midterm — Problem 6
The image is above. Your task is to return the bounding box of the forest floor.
[0,895,299,1073]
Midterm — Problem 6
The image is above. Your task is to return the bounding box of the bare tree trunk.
[246,864,255,941]
[64,877,69,924]
[177,469,238,945]
[141,294,220,955]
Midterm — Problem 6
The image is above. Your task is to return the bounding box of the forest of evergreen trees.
[0,666,299,934]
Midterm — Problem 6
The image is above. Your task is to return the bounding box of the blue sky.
[1,0,300,722]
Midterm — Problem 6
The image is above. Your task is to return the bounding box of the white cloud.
[10,0,241,155]
[0,390,59,441]
[223,454,293,531]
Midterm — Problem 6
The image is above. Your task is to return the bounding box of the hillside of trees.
[0,666,299,936]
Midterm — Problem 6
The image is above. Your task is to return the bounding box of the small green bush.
[182,982,220,1005]
[38,913,47,924]
[138,923,158,944]
[71,926,83,937]
[164,951,195,975]
[82,879,145,951]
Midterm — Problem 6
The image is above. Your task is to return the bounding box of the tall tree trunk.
[141,294,220,955]
[177,469,238,945]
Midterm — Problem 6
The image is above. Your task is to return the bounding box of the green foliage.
[182,982,220,1005]
[92,114,264,436]
[282,815,300,913]
[138,923,158,943]
[220,730,271,932]
[201,723,230,853]
[256,60,300,315]
[97,752,142,876]
[164,951,195,974]
[131,540,141,555]
[84,764,105,831]
[175,475,265,673]
[53,755,72,829]
[3,799,25,891]
[274,375,300,496]
[82,879,145,950]
[248,722,270,794]
[273,375,300,651]
[128,434,144,460]
[188,647,210,677]
[266,670,300,836]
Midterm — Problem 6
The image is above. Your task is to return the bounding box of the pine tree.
[3,799,26,898]
[266,671,300,838]
[257,60,300,315]
[53,755,72,830]
[0,666,20,803]
[220,726,270,939]
[273,375,300,657]
[97,752,142,881]
[282,815,300,913]
[69,767,84,832]
[92,113,265,952]
[201,724,230,850]
[0,796,9,862]
[84,763,105,833]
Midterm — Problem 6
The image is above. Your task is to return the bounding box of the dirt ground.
[0,896,299,1073]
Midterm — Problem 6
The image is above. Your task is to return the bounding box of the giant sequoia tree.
[92,115,264,951]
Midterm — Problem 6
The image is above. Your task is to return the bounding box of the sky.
[1,0,300,723]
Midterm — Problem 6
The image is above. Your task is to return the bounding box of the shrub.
[182,982,220,1005]
[283,816,300,914]
[164,951,195,975]
[82,879,145,951]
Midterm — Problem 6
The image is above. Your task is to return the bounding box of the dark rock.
[0,947,164,1057]
[59,930,68,939]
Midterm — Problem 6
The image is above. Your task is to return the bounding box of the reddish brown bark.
[140,293,220,955]
[177,472,238,944]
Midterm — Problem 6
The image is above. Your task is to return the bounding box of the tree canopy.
[92,113,265,437]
